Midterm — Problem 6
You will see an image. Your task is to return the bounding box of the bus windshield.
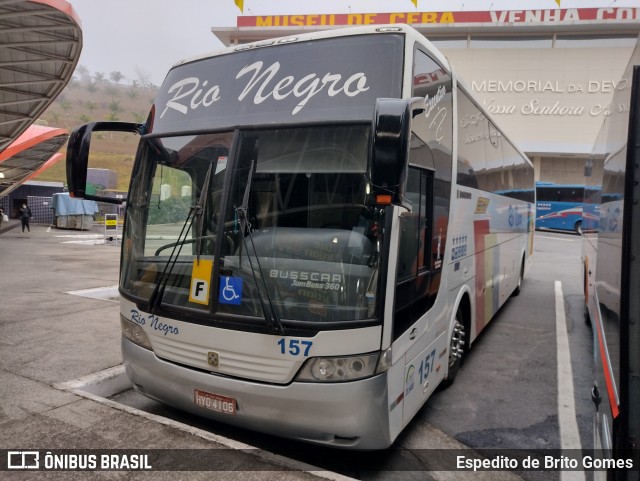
[121,124,380,327]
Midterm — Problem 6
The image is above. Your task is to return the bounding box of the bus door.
[395,166,447,423]
[394,136,452,424]
[397,47,454,424]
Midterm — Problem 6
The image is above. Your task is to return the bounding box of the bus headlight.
[295,352,380,382]
[120,315,153,350]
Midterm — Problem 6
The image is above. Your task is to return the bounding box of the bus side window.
[398,166,433,280]
[397,171,421,281]
[394,166,435,339]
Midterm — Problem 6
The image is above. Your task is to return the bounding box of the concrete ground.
[0,220,329,480]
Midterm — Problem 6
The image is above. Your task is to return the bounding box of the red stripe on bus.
[594,307,620,419]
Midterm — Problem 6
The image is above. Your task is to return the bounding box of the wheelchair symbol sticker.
[219,276,242,305]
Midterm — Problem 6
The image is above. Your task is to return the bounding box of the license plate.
[194,389,236,415]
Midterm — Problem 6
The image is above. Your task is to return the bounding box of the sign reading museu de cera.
[213,6,640,182]
[236,7,639,28]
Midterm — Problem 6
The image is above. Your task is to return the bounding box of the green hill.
[33,76,157,191]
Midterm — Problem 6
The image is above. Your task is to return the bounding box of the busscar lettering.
[270,269,342,284]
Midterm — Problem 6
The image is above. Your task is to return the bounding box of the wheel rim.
[449,319,465,367]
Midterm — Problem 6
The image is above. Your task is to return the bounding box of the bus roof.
[169,24,451,80]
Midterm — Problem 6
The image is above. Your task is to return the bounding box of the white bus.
[583,38,640,479]
[66,25,534,449]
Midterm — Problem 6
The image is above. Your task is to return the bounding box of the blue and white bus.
[535,181,585,234]
[65,25,534,449]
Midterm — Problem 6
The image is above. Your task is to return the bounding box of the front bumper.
[122,338,392,449]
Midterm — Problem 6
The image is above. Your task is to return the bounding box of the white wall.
[443,43,635,156]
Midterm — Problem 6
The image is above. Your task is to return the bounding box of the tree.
[108,100,122,114]
[132,112,146,123]
[76,64,91,83]
[105,85,119,98]
[59,100,71,114]
[110,71,125,85]
[147,196,191,225]
[93,72,105,84]
[134,65,153,89]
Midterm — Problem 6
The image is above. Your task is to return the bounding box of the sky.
[68,0,638,87]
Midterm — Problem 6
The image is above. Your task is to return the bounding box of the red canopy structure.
[0,124,67,197]
[0,0,81,196]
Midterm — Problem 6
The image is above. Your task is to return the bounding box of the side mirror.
[66,121,144,204]
[370,98,411,205]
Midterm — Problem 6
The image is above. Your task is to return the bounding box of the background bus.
[66,24,534,449]
[583,38,640,479]
[535,181,584,234]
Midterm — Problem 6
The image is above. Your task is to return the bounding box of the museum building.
[212,7,640,183]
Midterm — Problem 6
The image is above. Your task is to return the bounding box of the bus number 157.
[277,338,313,357]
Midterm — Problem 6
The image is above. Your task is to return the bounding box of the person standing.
[19,203,31,233]
[0,205,4,230]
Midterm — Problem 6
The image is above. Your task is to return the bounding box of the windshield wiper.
[147,207,195,313]
[148,161,215,313]
[236,160,285,335]
[195,160,216,264]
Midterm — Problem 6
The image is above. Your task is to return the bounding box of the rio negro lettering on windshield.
[151,35,404,134]
[161,62,370,118]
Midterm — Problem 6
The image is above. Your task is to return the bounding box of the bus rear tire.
[574,220,582,235]
[512,258,525,297]
[441,309,465,388]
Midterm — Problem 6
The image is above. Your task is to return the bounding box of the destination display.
[151,35,404,134]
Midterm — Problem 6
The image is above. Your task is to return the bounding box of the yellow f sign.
[235,0,244,13]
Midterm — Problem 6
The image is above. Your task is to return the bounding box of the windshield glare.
[121,125,380,325]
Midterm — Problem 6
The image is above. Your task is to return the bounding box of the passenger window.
[397,167,433,281]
